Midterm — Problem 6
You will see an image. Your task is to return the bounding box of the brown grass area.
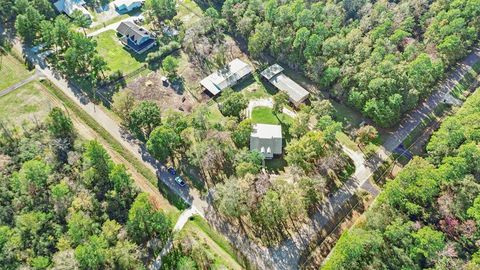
[127,70,195,113]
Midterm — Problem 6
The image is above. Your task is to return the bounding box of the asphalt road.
[8,21,479,269]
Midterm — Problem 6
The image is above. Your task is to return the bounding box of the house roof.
[260,64,284,80]
[261,64,309,104]
[54,0,89,16]
[116,21,151,44]
[200,58,253,95]
[251,124,282,139]
[113,0,143,8]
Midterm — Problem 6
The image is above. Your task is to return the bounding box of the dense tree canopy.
[324,89,480,269]
[222,0,480,127]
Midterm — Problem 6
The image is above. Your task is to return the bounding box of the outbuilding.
[200,58,253,96]
[261,64,310,107]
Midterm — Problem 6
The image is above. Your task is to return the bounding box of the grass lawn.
[0,81,54,126]
[94,30,147,75]
[176,0,203,28]
[179,215,245,269]
[0,53,32,90]
[251,106,293,125]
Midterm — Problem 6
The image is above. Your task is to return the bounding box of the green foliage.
[111,89,136,126]
[144,0,176,24]
[74,235,108,270]
[127,193,173,244]
[285,130,326,172]
[326,90,480,269]
[272,91,289,115]
[147,125,181,162]
[47,107,74,142]
[231,119,253,148]
[218,88,248,118]
[129,100,161,140]
[162,55,179,79]
[223,0,480,126]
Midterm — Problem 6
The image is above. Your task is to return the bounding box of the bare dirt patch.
[127,71,195,113]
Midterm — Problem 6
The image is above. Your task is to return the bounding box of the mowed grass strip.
[42,80,188,210]
[0,81,53,125]
[251,106,293,125]
[0,53,33,90]
[94,30,146,74]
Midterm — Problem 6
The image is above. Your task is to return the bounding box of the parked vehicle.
[174,176,186,187]
[167,167,176,175]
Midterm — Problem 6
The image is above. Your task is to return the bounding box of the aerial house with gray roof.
[116,21,156,54]
[200,58,253,96]
[250,124,283,159]
[261,64,310,107]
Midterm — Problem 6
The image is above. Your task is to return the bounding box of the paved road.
[383,47,480,152]
[11,18,480,268]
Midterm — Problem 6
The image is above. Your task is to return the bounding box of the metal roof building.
[261,64,310,106]
[116,21,156,54]
[200,59,253,96]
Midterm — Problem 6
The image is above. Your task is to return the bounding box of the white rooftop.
[54,0,90,16]
[261,64,310,105]
[200,58,253,96]
[251,124,282,139]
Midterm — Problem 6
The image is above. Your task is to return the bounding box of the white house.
[250,124,283,159]
[200,58,253,96]
[116,21,156,54]
[113,0,144,14]
[54,0,91,18]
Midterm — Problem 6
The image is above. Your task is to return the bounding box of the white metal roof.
[251,124,282,139]
[260,64,284,80]
[200,58,253,95]
[269,73,309,104]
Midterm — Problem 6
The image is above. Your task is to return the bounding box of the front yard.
[94,30,147,75]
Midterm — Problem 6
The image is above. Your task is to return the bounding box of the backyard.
[0,53,32,90]
[251,106,293,126]
[94,30,148,75]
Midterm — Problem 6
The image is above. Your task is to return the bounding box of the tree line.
[0,108,172,269]
[221,0,479,127]
[323,89,480,269]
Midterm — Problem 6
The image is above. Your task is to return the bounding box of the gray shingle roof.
[116,21,150,44]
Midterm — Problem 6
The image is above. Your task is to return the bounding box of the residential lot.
[94,30,147,74]
[0,53,32,90]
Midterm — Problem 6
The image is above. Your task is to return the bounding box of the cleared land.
[94,30,146,74]
[0,53,32,90]
[0,81,54,126]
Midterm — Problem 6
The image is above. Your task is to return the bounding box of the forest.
[221,0,480,126]
[0,108,174,269]
[323,89,480,269]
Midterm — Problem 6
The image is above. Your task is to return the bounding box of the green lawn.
[0,53,32,90]
[94,30,147,75]
[0,81,53,125]
[251,106,293,125]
